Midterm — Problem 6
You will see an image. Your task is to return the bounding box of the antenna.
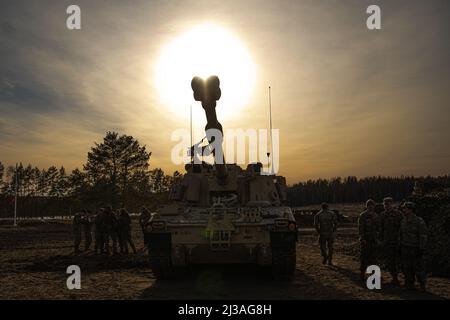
[14,163,18,227]
[268,86,274,175]
[190,104,193,164]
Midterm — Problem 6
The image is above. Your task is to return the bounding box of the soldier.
[103,205,118,255]
[81,209,93,251]
[358,199,380,281]
[73,211,83,254]
[139,207,151,233]
[139,207,152,248]
[94,208,106,254]
[313,202,338,265]
[117,208,137,254]
[114,209,123,252]
[379,197,403,286]
[399,202,428,291]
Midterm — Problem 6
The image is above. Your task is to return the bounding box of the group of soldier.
[314,198,428,291]
[73,206,153,255]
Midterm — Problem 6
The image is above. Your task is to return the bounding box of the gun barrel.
[191,76,228,183]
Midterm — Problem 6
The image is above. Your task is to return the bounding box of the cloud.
[0,0,449,183]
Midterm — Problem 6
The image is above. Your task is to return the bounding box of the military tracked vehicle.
[408,182,450,277]
[143,76,297,279]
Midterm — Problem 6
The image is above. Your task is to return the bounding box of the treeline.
[0,132,179,218]
[287,175,450,207]
[1,131,449,217]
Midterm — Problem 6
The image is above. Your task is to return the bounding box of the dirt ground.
[1,210,449,300]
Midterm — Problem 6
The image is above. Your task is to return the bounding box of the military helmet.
[366,199,375,207]
[401,201,416,210]
[383,197,394,204]
[321,202,329,209]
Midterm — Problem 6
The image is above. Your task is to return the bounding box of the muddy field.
[1,205,449,300]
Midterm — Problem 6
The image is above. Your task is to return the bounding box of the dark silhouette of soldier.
[103,205,118,255]
[73,211,83,254]
[81,209,93,251]
[117,208,136,254]
[114,209,122,252]
[139,207,151,248]
[313,203,338,265]
[400,202,428,291]
[379,197,402,286]
[94,208,106,254]
[358,199,380,281]
[139,207,151,233]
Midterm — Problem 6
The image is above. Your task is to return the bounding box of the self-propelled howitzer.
[144,76,297,279]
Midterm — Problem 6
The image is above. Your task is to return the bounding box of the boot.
[322,257,327,265]
[327,256,333,266]
[419,276,427,292]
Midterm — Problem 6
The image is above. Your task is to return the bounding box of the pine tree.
[83,132,151,206]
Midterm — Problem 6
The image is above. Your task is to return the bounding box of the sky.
[1,0,449,184]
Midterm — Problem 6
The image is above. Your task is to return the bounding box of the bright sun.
[154,24,256,122]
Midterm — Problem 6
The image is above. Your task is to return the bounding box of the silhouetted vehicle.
[143,76,297,279]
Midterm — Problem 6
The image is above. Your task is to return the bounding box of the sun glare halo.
[154,23,256,122]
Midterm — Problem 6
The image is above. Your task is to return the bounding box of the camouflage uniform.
[379,203,402,284]
[400,202,428,291]
[73,212,83,253]
[94,209,106,254]
[358,201,380,279]
[82,210,93,251]
[117,209,136,254]
[103,206,118,255]
[314,206,337,265]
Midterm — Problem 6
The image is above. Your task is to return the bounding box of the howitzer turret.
[144,75,297,279]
